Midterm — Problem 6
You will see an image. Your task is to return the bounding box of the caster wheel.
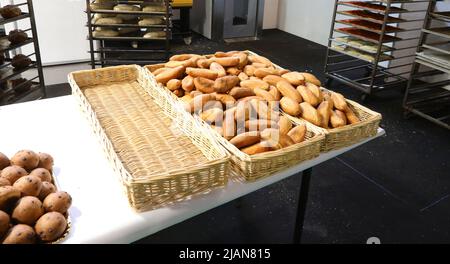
[183,36,192,45]
[360,93,369,102]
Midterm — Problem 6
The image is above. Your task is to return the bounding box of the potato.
[0,186,21,211]
[10,150,39,171]
[0,152,9,170]
[37,153,54,172]
[38,182,56,201]
[13,175,42,197]
[1,165,28,184]
[0,210,10,239]
[29,168,52,183]
[12,196,44,225]
[0,178,10,187]
[43,192,72,214]
[35,212,67,242]
[2,224,36,244]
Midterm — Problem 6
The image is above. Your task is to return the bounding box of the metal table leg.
[293,168,312,244]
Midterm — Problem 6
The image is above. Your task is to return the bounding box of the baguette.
[229,87,255,99]
[335,110,348,125]
[299,102,321,126]
[305,82,323,102]
[268,86,282,101]
[240,80,269,91]
[300,72,321,86]
[194,77,215,93]
[281,72,305,86]
[278,116,293,135]
[241,142,272,155]
[254,68,279,78]
[209,62,226,77]
[317,101,331,128]
[152,67,168,76]
[186,94,216,113]
[276,80,303,103]
[249,99,279,121]
[215,93,236,107]
[223,107,237,140]
[297,85,320,107]
[155,66,185,85]
[186,67,218,80]
[244,65,256,76]
[238,72,249,81]
[331,92,348,111]
[254,87,276,102]
[166,79,181,91]
[330,110,346,128]
[263,75,285,86]
[261,128,295,148]
[245,119,278,131]
[181,75,195,92]
[226,67,241,76]
[211,57,240,67]
[200,108,223,124]
[345,107,360,124]
[170,54,196,61]
[213,76,240,93]
[288,124,307,143]
[229,131,261,149]
[248,54,273,67]
[280,96,301,116]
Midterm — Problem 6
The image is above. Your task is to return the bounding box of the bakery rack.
[0,0,45,106]
[324,0,431,101]
[403,0,450,129]
[86,0,172,69]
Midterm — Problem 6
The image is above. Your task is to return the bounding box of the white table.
[0,96,385,244]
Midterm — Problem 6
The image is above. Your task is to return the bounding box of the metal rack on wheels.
[324,0,430,101]
[403,0,450,130]
[86,0,172,69]
[0,0,45,106]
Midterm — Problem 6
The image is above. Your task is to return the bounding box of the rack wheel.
[183,36,192,45]
[360,93,369,102]
[325,77,333,87]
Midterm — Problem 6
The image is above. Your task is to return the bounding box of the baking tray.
[332,36,394,53]
[422,27,450,40]
[336,27,402,43]
[331,44,394,63]
[337,19,404,33]
[338,10,406,24]
[338,1,408,14]
[431,11,450,22]
[422,42,450,55]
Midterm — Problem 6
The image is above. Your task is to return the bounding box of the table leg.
[293,168,312,244]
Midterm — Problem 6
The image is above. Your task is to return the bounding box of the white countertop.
[0,96,385,244]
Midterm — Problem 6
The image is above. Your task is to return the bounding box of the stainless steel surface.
[212,0,264,41]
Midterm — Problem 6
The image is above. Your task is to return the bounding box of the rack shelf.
[325,0,429,99]
[0,0,45,106]
[403,1,450,129]
[86,0,172,68]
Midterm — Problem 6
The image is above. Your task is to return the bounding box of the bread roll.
[93,29,119,37]
[142,4,166,13]
[94,17,123,25]
[138,17,164,26]
[143,31,166,39]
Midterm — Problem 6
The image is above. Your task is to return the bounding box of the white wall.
[263,0,278,29]
[277,0,334,46]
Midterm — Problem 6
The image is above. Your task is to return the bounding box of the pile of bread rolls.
[90,1,166,38]
[148,51,319,155]
[149,51,360,135]
[0,150,72,244]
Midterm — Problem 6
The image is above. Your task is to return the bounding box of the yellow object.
[172,0,193,8]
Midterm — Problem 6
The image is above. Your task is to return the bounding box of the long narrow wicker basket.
[285,90,382,152]
[143,64,325,181]
[69,65,230,212]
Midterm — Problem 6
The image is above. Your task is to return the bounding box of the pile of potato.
[0,150,72,244]
[148,51,360,133]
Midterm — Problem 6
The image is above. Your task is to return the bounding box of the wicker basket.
[244,51,382,152]
[69,65,229,212]
[143,65,324,181]
[285,88,382,152]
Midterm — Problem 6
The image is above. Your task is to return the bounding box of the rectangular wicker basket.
[143,64,325,181]
[69,65,230,212]
[285,89,382,152]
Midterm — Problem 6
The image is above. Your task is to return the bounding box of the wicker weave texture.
[69,65,229,212]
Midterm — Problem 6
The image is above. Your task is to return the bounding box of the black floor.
[47,29,450,244]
